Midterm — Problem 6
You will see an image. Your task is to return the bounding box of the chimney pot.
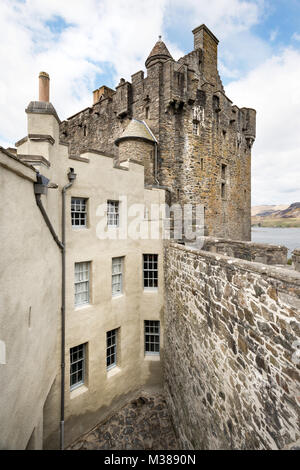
[39,71,50,102]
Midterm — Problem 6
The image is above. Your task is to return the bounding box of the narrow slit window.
[221,182,226,199]
[221,164,227,180]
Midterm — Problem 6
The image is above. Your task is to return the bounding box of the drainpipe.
[35,206,63,249]
[34,169,76,451]
[60,168,77,450]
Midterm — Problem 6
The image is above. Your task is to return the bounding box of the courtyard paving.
[68,392,179,450]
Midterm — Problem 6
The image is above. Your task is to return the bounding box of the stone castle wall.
[164,243,300,450]
[292,250,300,272]
[59,26,256,241]
[194,236,288,265]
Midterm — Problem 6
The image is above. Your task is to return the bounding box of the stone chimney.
[192,24,219,83]
[93,85,115,104]
[39,72,50,102]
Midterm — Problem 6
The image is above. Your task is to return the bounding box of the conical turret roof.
[115,119,157,146]
[145,36,173,68]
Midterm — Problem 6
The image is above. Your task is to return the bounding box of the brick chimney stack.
[39,72,50,102]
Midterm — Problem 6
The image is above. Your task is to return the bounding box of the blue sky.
[0,0,300,205]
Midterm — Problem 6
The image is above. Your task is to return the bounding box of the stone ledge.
[81,148,115,159]
[119,158,144,167]
[15,136,28,147]
[18,154,51,168]
[69,155,89,163]
[28,134,55,145]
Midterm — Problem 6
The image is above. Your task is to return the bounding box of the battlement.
[59,23,256,241]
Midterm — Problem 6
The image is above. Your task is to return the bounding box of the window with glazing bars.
[193,121,199,135]
[143,254,158,289]
[112,257,123,296]
[71,198,87,227]
[106,329,117,370]
[107,200,119,226]
[145,320,160,354]
[74,262,90,306]
[70,343,86,390]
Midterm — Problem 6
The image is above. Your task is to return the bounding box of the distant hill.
[251,204,289,216]
[252,203,300,227]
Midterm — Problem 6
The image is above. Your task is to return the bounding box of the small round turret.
[145,36,173,68]
[115,119,157,185]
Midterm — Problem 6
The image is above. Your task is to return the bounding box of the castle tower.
[115,118,157,185]
[59,24,256,241]
[145,36,173,68]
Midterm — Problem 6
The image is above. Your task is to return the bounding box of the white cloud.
[0,0,173,145]
[162,0,270,81]
[292,32,300,41]
[1,0,299,206]
[166,0,263,36]
[0,0,268,147]
[226,48,300,205]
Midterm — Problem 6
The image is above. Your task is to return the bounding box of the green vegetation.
[251,218,300,228]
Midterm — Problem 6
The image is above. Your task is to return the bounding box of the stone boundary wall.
[164,243,300,450]
[187,236,288,265]
[292,250,300,272]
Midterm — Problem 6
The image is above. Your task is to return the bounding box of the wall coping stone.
[168,242,300,285]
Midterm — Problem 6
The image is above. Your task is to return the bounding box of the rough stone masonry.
[58,24,256,241]
[164,243,300,450]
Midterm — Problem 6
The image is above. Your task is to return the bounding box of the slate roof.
[145,37,173,67]
[115,119,157,146]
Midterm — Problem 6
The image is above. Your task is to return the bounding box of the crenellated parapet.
[114,78,132,119]
[57,23,256,241]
